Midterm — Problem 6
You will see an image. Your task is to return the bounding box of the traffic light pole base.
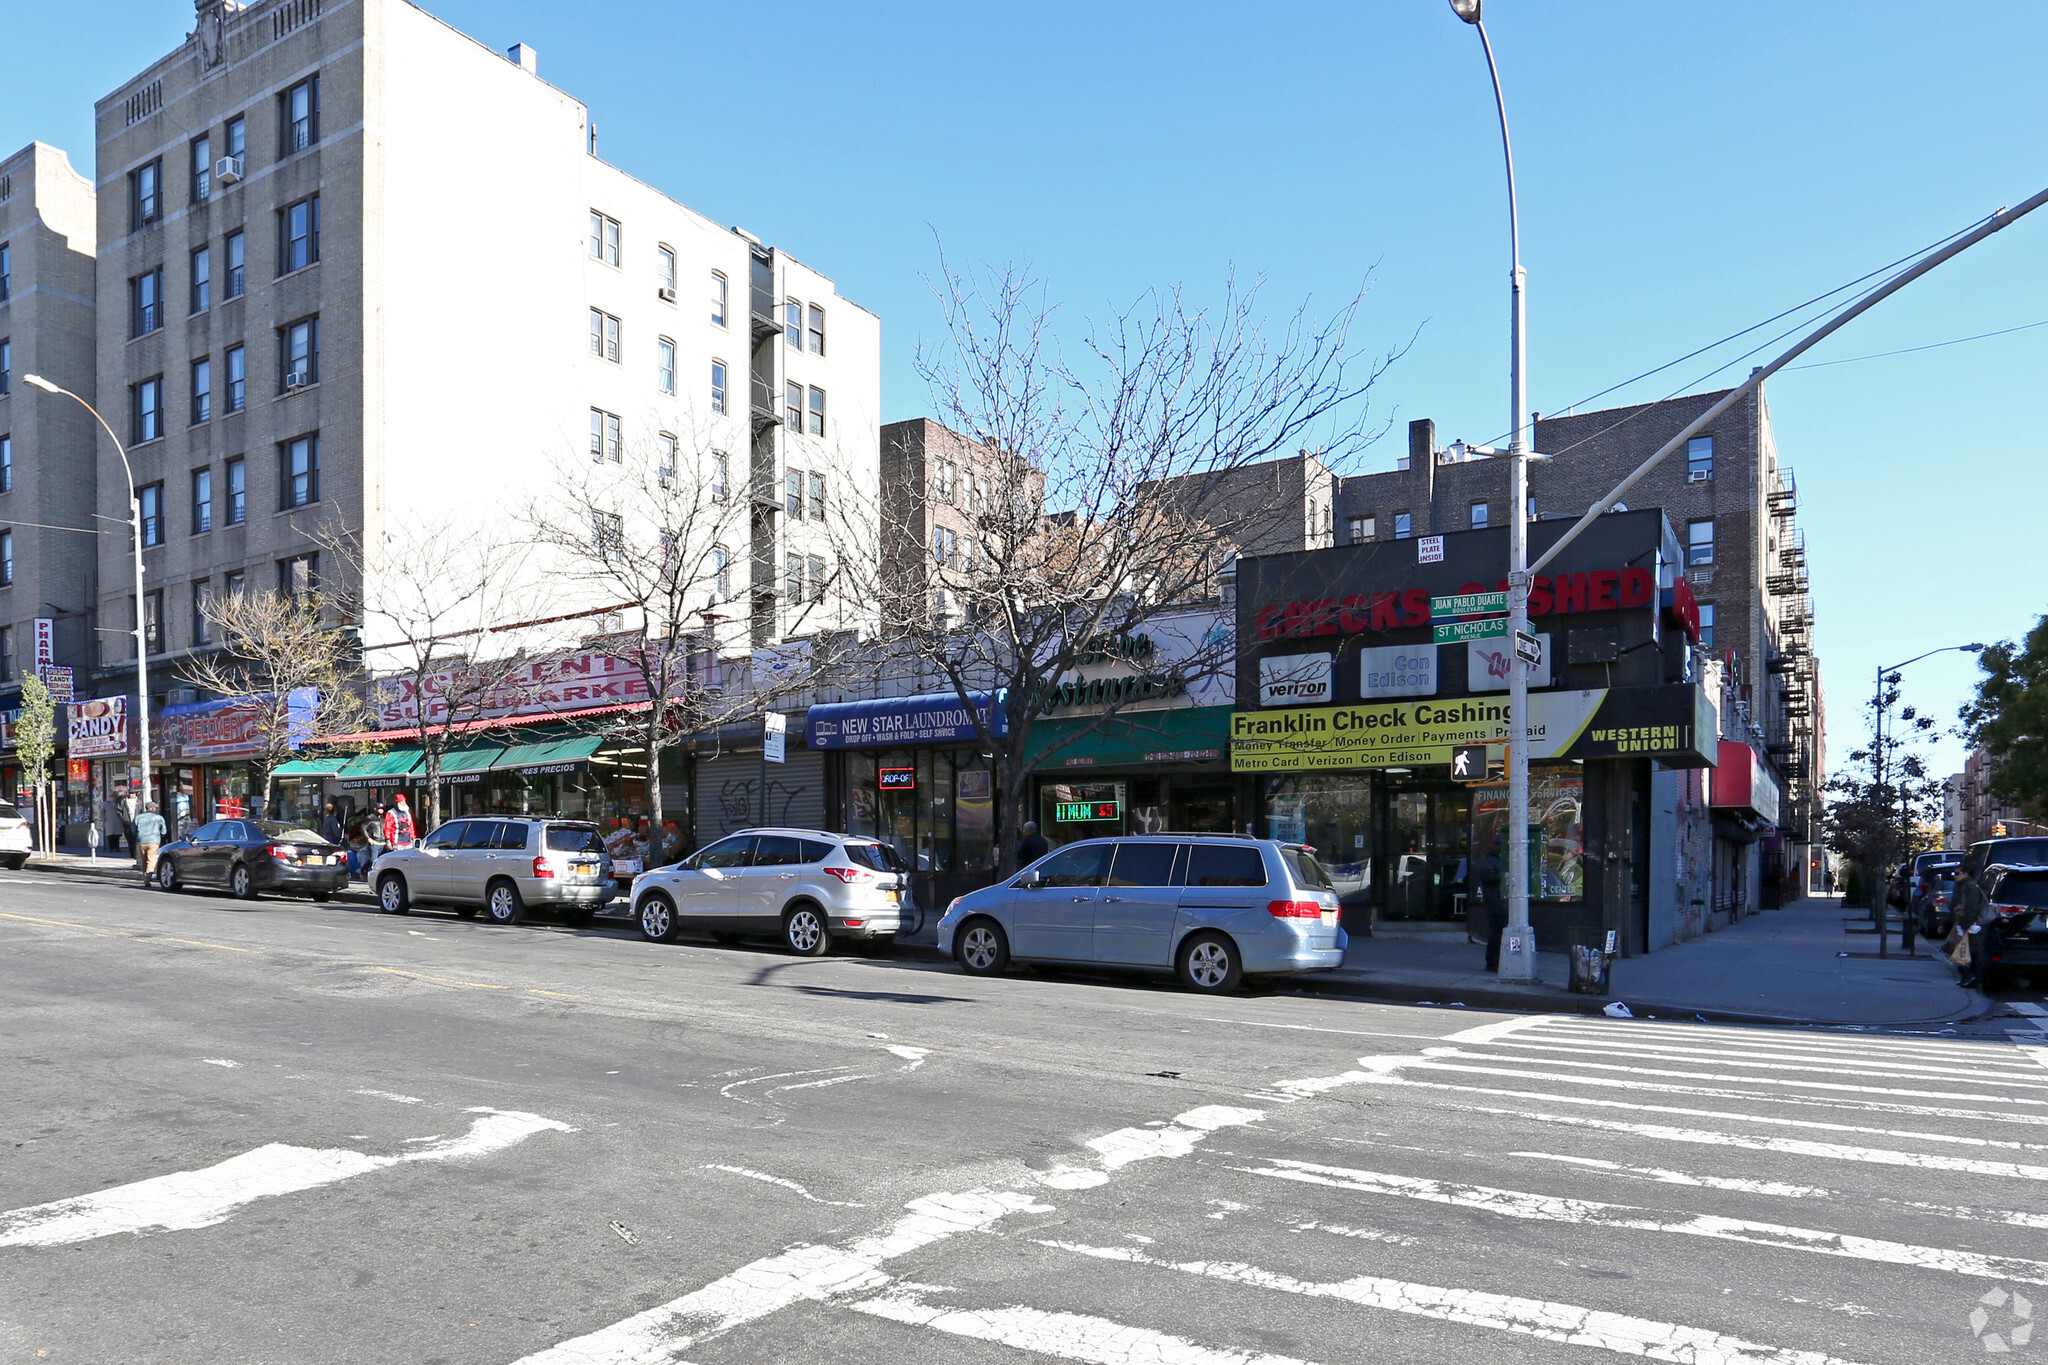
[1497,925,1540,982]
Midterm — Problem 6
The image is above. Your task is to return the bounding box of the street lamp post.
[23,374,154,816]
[1448,0,1539,980]
[1870,642,1983,956]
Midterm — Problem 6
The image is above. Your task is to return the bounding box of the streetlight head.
[23,373,63,394]
[1965,642,1986,652]
[1448,0,1483,21]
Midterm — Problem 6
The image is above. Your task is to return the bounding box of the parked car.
[937,835,1346,994]
[1979,863,2048,984]
[373,817,613,925]
[630,828,911,955]
[1917,865,1963,939]
[1963,836,2048,879]
[154,818,349,901]
[0,801,30,870]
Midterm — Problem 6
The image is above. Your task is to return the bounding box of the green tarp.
[493,734,605,775]
[1024,706,1232,772]
[270,756,351,777]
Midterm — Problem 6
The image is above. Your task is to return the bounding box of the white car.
[0,800,31,870]
[631,828,912,955]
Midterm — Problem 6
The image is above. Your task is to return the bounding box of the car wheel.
[311,891,332,903]
[377,873,411,916]
[637,892,680,943]
[784,902,830,957]
[1177,932,1243,994]
[955,918,1010,976]
[229,862,258,901]
[3,854,25,871]
[484,879,525,926]
[156,858,181,893]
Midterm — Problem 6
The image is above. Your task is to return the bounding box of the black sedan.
[154,818,350,901]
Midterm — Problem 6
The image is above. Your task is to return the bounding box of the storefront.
[159,690,324,827]
[1026,706,1237,844]
[1233,510,1716,951]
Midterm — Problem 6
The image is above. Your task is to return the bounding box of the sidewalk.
[20,848,382,906]
[1304,896,1989,1025]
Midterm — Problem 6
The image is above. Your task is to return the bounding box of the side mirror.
[1014,870,1042,890]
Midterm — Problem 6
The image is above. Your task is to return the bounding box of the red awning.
[312,701,643,747]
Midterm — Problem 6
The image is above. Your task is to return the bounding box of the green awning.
[492,734,606,776]
[333,748,423,788]
[437,743,507,777]
[271,756,351,778]
[1024,706,1232,772]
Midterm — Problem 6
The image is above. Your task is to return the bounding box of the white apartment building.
[89,0,879,702]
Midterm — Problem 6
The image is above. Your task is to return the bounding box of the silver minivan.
[373,817,613,924]
[631,827,910,954]
[936,835,1346,993]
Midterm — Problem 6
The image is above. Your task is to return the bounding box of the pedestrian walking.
[319,801,345,848]
[383,794,416,850]
[133,802,168,885]
[361,805,389,879]
[1016,820,1050,868]
[118,790,142,865]
[1478,830,1505,972]
[101,795,126,855]
[1949,867,1994,989]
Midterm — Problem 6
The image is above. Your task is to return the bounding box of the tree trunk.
[645,714,664,865]
[996,751,1029,876]
[424,742,443,830]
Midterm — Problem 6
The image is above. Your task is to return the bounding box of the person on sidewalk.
[133,802,168,885]
[383,795,416,850]
[319,801,345,850]
[1477,830,1505,973]
[1950,867,1994,989]
[1016,821,1050,868]
[118,790,141,866]
[360,805,389,880]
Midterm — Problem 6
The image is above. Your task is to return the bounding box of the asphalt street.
[4,868,2046,1364]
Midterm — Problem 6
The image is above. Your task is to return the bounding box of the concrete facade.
[0,143,100,702]
[88,0,879,699]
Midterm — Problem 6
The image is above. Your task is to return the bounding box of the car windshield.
[1285,848,1335,891]
[256,821,325,842]
[843,841,909,873]
[1990,840,2048,867]
[545,826,604,854]
[1991,873,2048,909]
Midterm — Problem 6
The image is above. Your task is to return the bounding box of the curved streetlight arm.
[1880,643,1985,676]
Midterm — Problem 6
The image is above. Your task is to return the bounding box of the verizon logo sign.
[1259,653,1334,707]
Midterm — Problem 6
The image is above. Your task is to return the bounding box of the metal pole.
[1872,665,1887,955]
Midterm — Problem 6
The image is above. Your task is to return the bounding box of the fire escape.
[1764,470,1816,838]
[747,247,784,647]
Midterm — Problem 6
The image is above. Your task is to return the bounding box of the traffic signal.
[1452,744,1488,781]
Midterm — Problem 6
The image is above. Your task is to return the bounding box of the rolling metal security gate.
[691,747,825,845]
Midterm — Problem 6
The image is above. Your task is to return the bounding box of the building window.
[807,386,825,436]
[711,271,728,327]
[1528,494,1538,519]
[0,625,11,682]
[130,159,162,230]
[966,470,984,513]
[225,344,246,412]
[191,467,213,534]
[131,267,164,335]
[225,230,245,298]
[808,472,826,521]
[656,337,676,393]
[190,134,212,202]
[785,381,803,430]
[0,434,10,493]
[279,316,319,390]
[190,244,211,313]
[1698,602,1716,651]
[712,450,729,502]
[657,431,678,485]
[225,456,246,524]
[280,76,320,154]
[589,211,621,266]
[656,245,677,296]
[710,360,727,414]
[190,356,212,424]
[0,339,8,395]
[143,589,163,654]
[1393,511,1412,539]
[807,304,825,355]
[589,408,622,462]
[785,468,803,518]
[593,511,624,556]
[932,525,957,567]
[711,544,730,603]
[1347,514,1375,543]
[191,579,213,645]
[589,308,621,362]
[783,297,801,349]
[0,530,11,585]
[279,435,319,509]
[223,568,244,601]
[277,195,320,273]
[1687,435,1714,479]
[1688,518,1715,565]
[133,376,164,444]
[224,114,245,162]
[935,458,956,504]
[807,554,827,603]
[279,553,318,603]
[785,552,804,605]
[1469,500,1489,529]
[139,482,164,546]
[0,243,9,301]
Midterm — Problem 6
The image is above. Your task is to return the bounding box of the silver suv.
[373,817,613,925]
[936,835,1345,993]
[631,828,911,955]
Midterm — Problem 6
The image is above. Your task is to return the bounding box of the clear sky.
[7,0,2044,784]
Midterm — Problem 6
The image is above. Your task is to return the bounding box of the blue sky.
[8,0,2044,783]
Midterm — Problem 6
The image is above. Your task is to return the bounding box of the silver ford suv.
[631,827,911,955]
[373,817,614,925]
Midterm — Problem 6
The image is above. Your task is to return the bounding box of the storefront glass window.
[1470,768,1585,902]
[208,765,251,820]
[843,746,995,874]
[1263,772,1377,906]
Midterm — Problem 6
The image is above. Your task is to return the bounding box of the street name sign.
[1434,617,1509,644]
[1430,591,1507,619]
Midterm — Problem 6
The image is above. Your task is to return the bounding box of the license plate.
[1321,909,1337,926]
[569,860,597,875]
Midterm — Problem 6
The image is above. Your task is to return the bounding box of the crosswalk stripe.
[851,1289,1322,1365]
[1435,1045,2048,1104]
[1531,1022,2008,1062]
[1238,1157,2048,1284]
[1038,1241,1878,1365]
[0,1110,570,1248]
[1478,1036,2048,1085]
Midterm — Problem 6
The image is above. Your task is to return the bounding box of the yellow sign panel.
[1231,692,1610,772]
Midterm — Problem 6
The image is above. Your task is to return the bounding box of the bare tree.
[837,260,1402,871]
[176,587,377,815]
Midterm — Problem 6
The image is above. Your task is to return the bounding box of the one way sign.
[1451,744,1489,780]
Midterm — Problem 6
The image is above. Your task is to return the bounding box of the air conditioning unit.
[1687,470,1713,483]
[214,155,244,185]
[1689,569,1713,585]
[657,286,677,303]
[285,372,305,390]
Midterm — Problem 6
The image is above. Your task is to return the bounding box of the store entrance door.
[1169,780,1235,835]
[1384,786,1472,921]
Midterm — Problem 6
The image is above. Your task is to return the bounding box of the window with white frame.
[785,381,803,430]
[932,524,958,567]
[1348,514,1375,542]
[589,308,621,362]
[808,472,825,521]
[589,211,621,266]
[807,554,827,603]
[710,360,727,413]
[712,450,729,502]
[935,458,956,504]
[784,552,804,605]
[657,431,678,485]
[1393,511,1412,539]
[711,271,728,327]
[594,511,624,556]
[1688,518,1715,565]
[1687,435,1714,479]
[656,337,676,392]
[807,386,825,436]
[1469,500,1489,529]
[657,245,677,296]
[807,304,825,355]
[785,469,802,518]
[783,297,801,349]
[711,544,730,602]
[590,408,622,462]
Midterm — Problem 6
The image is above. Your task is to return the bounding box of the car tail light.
[532,856,557,880]
[843,919,865,929]
[269,845,298,861]
[1267,900,1322,920]
[1993,902,2034,918]
[823,865,877,885]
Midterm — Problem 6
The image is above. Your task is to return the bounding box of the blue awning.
[806,690,1008,749]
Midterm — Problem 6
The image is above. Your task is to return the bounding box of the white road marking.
[1533,1021,2012,1062]
[1197,1017,1452,1043]
[885,1045,929,1071]
[772,1074,871,1093]
[1477,1037,2048,1087]
[2012,1002,2048,1018]
[1431,1044,2048,1104]
[0,1109,571,1248]
[353,1089,424,1104]
[1296,1220,1417,1246]
[702,1165,863,1207]
[1442,1015,1556,1045]
[1039,1242,1876,1365]
[851,1288,1321,1365]
[200,1059,239,1068]
[1240,1157,2048,1284]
